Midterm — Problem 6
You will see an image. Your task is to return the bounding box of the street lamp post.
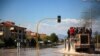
[35,16,61,56]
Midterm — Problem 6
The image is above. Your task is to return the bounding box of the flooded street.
[0,44,100,56]
[1,0,100,56]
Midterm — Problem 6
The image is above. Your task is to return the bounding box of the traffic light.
[57,15,61,23]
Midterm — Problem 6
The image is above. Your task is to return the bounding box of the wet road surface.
[0,45,100,56]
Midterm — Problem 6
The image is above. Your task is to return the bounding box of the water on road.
[0,44,100,56]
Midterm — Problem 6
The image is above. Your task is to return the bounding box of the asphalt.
[0,44,100,56]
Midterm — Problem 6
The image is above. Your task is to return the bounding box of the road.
[0,44,100,56]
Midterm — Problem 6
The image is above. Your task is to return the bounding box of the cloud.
[62,19,80,24]
[24,18,100,35]
[92,19,100,32]
[38,18,81,35]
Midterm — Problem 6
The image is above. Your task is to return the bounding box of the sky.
[0,0,95,35]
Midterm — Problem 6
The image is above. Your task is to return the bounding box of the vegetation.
[42,36,50,41]
[50,33,59,43]
[39,33,59,43]
[0,33,59,48]
[94,31,100,43]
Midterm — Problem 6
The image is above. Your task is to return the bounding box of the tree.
[95,34,100,43]
[42,36,49,41]
[94,31,100,43]
[50,33,59,43]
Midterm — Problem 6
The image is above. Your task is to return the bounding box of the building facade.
[0,21,26,47]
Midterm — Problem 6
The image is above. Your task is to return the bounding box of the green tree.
[50,33,59,43]
[95,35,100,43]
[42,36,50,41]
[94,31,100,43]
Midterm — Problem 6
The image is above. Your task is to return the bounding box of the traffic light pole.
[36,16,61,56]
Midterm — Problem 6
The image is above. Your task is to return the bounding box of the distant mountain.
[57,34,67,40]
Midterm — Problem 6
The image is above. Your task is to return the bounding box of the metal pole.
[36,22,40,56]
[35,18,60,56]
[65,39,66,50]
[17,24,20,56]
[35,18,51,56]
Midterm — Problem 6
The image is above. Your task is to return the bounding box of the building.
[0,23,4,39]
[39,34,47,40]
[26,31,47,40]
[0,21,26,47]
[0,21,26,39]
[26,31,36,39]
